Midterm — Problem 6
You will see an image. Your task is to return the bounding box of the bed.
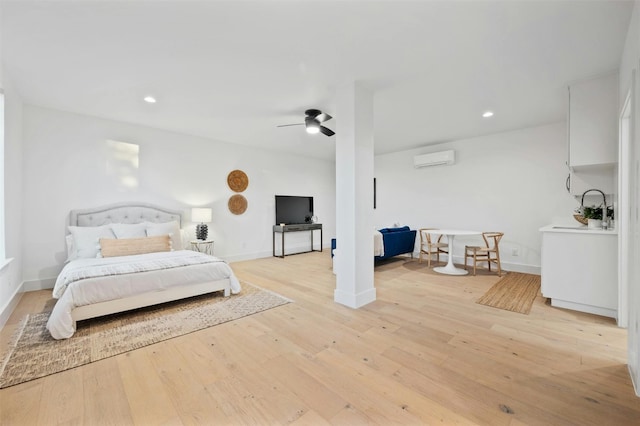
[46,202,241,339]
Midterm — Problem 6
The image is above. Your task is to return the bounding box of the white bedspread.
[374,230,384,256]
[47,250,241,339]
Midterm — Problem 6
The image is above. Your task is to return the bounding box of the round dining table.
[425,229,481,275]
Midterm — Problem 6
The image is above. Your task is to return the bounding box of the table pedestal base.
[425,231,481,276]
[434,264,469,275]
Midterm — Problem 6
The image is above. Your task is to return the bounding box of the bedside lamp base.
[195,223,208,240]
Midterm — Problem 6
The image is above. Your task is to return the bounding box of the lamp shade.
[192,208,212,223]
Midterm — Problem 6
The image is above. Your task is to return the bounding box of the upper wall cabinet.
[568,72,618,169]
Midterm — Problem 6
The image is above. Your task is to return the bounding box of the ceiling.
[1,1,634,161]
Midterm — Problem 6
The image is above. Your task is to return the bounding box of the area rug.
[0,282,291,388]
[476,272,541,315]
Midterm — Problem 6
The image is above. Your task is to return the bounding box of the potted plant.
[583,205,604,229]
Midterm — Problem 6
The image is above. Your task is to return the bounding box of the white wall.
[21,105,335,288]
[620,1,640,105]
[374,122,576,273]
[0,80,26,325]
[619,0,640,397]
[0,0,27,326]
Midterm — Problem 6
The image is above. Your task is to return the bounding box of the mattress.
[47,250,241,339]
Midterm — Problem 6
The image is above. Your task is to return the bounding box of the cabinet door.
[541,232,618,316]
[569,73,618,167]
[568,168,615,195]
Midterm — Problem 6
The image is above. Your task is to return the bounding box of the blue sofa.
[330,226,417,262]
[376,226,417,260]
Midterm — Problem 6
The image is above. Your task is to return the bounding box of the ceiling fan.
[277,109,336,137]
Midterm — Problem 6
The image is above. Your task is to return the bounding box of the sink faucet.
[581,189,607,221]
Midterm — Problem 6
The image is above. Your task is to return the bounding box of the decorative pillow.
[146,221,182,250]
[68,225,116,260]
[99,235,172,258]
[111,223,148,239]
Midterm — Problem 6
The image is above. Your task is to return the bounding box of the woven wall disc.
[228,194,248,215]
[227,170,249,192]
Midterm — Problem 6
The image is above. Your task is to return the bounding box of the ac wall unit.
[413,150,455,168]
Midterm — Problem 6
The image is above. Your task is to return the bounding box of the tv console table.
[272,223,323,258]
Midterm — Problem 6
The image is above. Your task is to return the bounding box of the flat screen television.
[275,195,314,225]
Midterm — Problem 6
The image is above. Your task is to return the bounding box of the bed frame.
[68,202,231,322]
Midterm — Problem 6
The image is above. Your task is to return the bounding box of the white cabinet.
[568,166,615,196]
[568,72,618,168]
[540,227,618,319]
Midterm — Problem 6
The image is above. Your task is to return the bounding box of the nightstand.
[190,240,214,255]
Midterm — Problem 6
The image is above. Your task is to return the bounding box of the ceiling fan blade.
[319,125,335,137]
[316,112,332,123]
[276,123,304,128]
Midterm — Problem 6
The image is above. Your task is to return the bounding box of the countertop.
[539,224,618,235]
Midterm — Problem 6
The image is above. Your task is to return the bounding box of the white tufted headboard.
[69,202,183,228]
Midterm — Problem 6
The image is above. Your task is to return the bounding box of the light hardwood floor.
[1,252,639,425]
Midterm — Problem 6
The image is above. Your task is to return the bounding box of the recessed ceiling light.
[143,96,157,103]
[482,111,494,118]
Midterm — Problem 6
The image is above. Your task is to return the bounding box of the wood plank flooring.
[1,252,639,425]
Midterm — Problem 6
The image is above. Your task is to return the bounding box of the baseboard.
[550,298,617,319]
[224,250,275,263]
[498,262,541,275]
[0,281,24,330]
[22,277,56,292]
[629,365,640,397]
[225,244,329,263]
[411,252,540,275]
[334,287,377,308]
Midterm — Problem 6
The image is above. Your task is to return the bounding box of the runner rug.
[0,282,291,388]
[476,272,541,315]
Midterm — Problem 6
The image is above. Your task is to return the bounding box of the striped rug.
[476,272,541,314]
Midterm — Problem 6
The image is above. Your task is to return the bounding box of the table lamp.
[192,207,212,240]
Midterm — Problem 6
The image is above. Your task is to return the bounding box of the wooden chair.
[418,228,449,267]
[464,232,504,276]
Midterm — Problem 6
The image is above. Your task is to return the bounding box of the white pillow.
[68,225,116,259]
[65,234,75,262]
[111,223,147,239]
[146,221,182,250]
[180,229,187,249]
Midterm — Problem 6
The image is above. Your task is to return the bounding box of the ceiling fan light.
[305,117,321,134]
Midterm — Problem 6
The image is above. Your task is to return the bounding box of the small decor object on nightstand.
[192,207,212,240]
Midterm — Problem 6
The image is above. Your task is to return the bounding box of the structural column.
[334,81,376,308]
